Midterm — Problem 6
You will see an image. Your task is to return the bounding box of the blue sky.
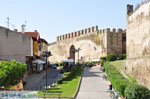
[0,0,142,43]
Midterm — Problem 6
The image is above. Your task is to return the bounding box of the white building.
[0,26,33,64]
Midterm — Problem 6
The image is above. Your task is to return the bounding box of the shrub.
[81,62,88,66]
[60,62,65,66]
[100,57,106,61]
[57,66,83,84]
[106,54,117,61]
[104,62,131,97]
[119,54,126,60]
[0,60,26,88]
[57,79,63,84]
[124,84,150,99]
[123,54,126,59]
[117,82,130,97]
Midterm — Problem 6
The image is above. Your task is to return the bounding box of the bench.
[42,90,62,97]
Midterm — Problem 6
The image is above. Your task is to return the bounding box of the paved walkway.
[24,69,62,90]
[76,66,111,99]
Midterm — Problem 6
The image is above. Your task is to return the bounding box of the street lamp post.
[77,48,81,63]
[42,51,52,90]
[72,48,81,64]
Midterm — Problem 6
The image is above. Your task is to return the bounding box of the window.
[39,44,41,51]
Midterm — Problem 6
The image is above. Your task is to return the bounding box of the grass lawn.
[38,66,83,98]
[109,60,136,83]
[109,60,126,71]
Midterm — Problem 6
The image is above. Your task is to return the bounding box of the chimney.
[14,29,18,32]
[21,24,25,33]
[35,30,38,32]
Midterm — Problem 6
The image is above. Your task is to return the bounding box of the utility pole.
[42,51,52,90]
[46,56,48,90]
[6,17,10,29]
[73,48,81,64]
[77,48,81,63]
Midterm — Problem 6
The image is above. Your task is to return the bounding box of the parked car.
[87,63,93,67]
[51,64,57,69]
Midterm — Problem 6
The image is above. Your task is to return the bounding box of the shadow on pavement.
[82,67,103,78]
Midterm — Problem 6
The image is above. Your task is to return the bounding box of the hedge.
[106,54,117,61]
[100,57,106,61]
[119,54,126,60]
[124,84,150,99]
[104,62,131,97]
[59,62,65,66]
[104,61,150,98]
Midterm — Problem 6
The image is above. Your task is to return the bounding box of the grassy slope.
[38,67,83,98]
[109,60,136,83]
[109,60,126,71]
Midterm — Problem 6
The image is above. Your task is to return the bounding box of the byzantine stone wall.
[107,29,124,55]
[126,2,150,87]
[0,27,33,64]
[48,26,125,63]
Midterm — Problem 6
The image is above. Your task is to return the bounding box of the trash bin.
[109,83,112,90]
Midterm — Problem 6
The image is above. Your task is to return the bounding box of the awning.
[64,59,74,63]
[32,59,45,64]
[91,59,100,62]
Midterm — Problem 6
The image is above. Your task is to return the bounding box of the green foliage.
[106,54,117,61]
[130,77,136,83]
[59,62,65,66]
[100,57,106,61]
[104,62,131,97]
[90,62,98,65]
[125,73,136,83]
[0,60,26,88]
[38,65,83,97]
[119,54,126,60]
[124,84,150,99]
[80,62,88,65]
[57,66,83,84]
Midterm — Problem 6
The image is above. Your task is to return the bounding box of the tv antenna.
[6,17,10,29]
[24,20,27,31]
[25,20,27,26]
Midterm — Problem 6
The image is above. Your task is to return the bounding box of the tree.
[0,60,26,88]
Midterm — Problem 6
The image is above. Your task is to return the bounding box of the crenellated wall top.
[56,26,125,41]
[127,0,150,19]
[56,26,98,41]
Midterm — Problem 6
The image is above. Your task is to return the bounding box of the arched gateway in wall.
[69,45,75,61]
